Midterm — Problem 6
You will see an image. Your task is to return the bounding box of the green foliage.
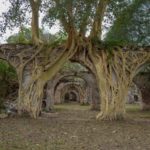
[107,0,134,18]
[105,0,150,46]
[0,60,17,80]
[6,25,67,45]
[43,0,97,32]
[104,0,133,33]
[0,0,149,46]
[0,60,17,108]
[0,0,49,35]
[7,27,32,44]
[48,31,67,47]
[0,81,7,109]
[0,0,30,35]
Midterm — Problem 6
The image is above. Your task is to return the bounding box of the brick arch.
[54,82,87,104]
[60,86,81,103]
[1,44,149,119]
[54,75,87,95]
[62,90,79,102]
[45,71,100,110]
[134,62,150,76]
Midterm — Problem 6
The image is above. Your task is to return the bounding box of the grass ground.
[0,103,150,150]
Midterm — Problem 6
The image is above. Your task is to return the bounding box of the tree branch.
[29,0,42,45]
[90,0,109,40]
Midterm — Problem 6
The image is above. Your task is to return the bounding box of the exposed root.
[96,111,125,121]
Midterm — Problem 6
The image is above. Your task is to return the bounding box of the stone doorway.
[64,91,78,103]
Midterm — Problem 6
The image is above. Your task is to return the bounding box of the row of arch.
[0,48,150,116]
[43,60,101,111]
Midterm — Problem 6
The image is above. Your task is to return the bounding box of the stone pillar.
[44,81,55,111]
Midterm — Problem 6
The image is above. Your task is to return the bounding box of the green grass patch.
[54,103,90,112]
[126,104,150,119]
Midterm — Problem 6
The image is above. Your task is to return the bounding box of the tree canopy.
[0,0,149,45]
[105,0,150,45]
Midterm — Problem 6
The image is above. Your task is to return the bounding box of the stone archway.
[127,83,142,104]
[133,63,150,110]
[63,91,78,103]
[45,69,100,110]
[44,58,101,111]
[0,44,150,119]
[0,59,19,112]
[54,82,86,104]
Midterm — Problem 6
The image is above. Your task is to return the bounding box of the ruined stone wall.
[134,73,150,110]
[44,70,100,110]
[127,83,142,104]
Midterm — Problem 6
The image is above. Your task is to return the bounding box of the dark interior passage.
[64,91,77,103]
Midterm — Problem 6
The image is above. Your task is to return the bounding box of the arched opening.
[126,63,150,117]
[63,91,77,103]
[0,59,18,114]
[44,60,100,112]
[126,83,142,104]
[134,63,150,110]
[55,82,84,104]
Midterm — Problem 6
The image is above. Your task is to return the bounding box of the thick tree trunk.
[94,59,127,120]
[17,53,72,118]
[88,48,130,120]
[18,78,45,118]
[89,48,150,120]
[17,38,77,118]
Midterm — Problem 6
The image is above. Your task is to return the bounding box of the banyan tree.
[0,0,150,120]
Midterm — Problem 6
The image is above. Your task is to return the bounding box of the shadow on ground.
[0,104,150,150]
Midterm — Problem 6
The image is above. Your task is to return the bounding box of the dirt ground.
[0,103,150,150]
